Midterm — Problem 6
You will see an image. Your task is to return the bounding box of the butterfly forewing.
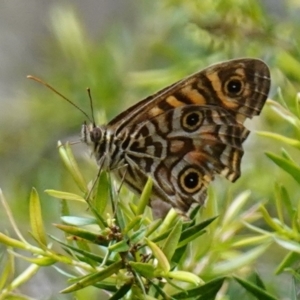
[108,59,270,131]
[86,58,271,213]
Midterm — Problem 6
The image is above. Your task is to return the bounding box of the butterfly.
[81,58,271,214]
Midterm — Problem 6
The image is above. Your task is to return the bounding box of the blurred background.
[1,0,300,298]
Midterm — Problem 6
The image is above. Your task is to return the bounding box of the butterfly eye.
[179,167,202,194]
[91,127,102,143]
[224,77,244,95]
[181,111,203,132]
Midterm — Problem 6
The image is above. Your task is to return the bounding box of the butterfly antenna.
[87,88,96,127]
[27,75,93,123]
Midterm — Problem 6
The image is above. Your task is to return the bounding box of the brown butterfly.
[81,58,270,213]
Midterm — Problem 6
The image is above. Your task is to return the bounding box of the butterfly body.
[82,58,271,213]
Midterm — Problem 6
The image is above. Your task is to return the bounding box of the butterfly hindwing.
[114,105,250,212]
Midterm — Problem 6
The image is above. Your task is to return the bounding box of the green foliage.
[0,155,276,299]
[1,0,300,299]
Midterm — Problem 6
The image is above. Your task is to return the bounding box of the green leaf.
[145,238,170,273]
[172,277,226,299]
[129,262,155,279]
[61,199,70,217]
[258,132,300,150]
[92,171,109,215]
[151,216,215,248]
[1,295,31,300]
[61,216,97,226]
[0,252,14,291]
[61,260,124,293]
[156,208,179,235]
[108,240,130,252]
[274,183,293,222]
[280,148,295,162]
[167,270,202,285]
[189,204,201,220]
[109,284,131,300]
[222,190,251,226]
[8,264,40,294]
[29,188,47,246]
[265,98,300,129]
[54,224,108,245]
[277,51,300,85]
[274,237,300,254]
[161,219,182,261]
[0,233,30,250]
[234,276,278,300]
[150,227,174,244]
[115,199,126,233]
[232,235,272,247]
[45,189,85,202]
[58,141,87,192]
[296,92,300,119]
[172,244,188,264]
[123,215,143,234]
[211,244,271,276]
[136,177,152,215]
[50,234,112,264]
[278,184,294,218]
[254,272,266,290]
[93,281,118,292]
[11,254,56,266]
[275,252,300,274]
[74,239,97,267]
[130,227,147,244]
[178,217,217,248]
[145,219,163,237]
[265,152,300,184]
[259,205,284,232]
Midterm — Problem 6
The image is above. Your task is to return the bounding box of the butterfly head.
[81,122,106,146]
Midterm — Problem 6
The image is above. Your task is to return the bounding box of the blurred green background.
[1,0,300,298]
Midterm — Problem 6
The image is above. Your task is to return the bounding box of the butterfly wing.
[108,58,270,132]
[108,58,270,212]
[114,105,250,211]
